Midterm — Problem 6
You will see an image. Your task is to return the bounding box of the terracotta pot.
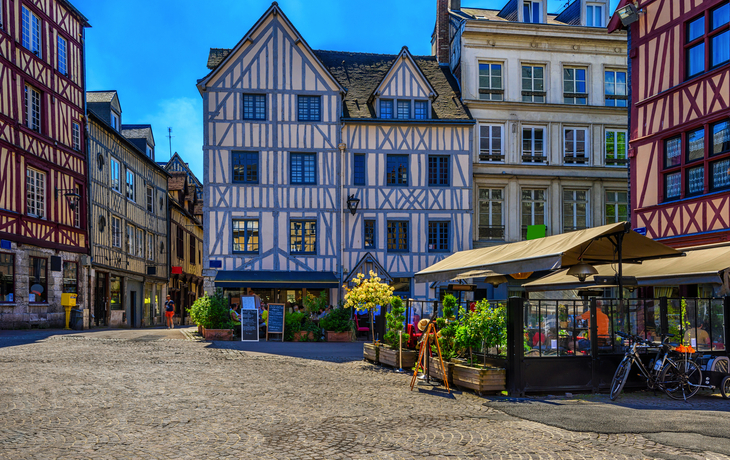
[326,330,354,342]
[363,342,380,363]
[452,363,506,395]
[379,347,418,369]
[204,328,233,341]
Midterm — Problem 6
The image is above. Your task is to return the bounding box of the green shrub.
[284,311,308,341]
[319,307,354,333]
[303,291,328,315]
[187,290,234,330]
[383,297,410,349]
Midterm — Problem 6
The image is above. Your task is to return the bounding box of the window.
[232,152,259,184]
[428,222,449,252]
[605,129,627,166]
[687,127,705,163]
[563,68,587,104]
[522,189,546,240]
[136,228,144,258]
[57,35,67,75]
[62,261,77,294]
[353,154,366,186]
[26,168,45,218]
[563,190,588,232]
[110,158,120,192]
[387,221,409,252]
[711,157,730,191]
[386,154,408,186]
[713,119,730,156]
[176,226,184,259]
[243,94,266,120]
[290,220,317,254]
[145,144,153,159]
[396,100,410,119]
[189,234,196,265]
[364,220,375,248]
[605,191,629,224]
[127,224,135,255]
[380,99,393,119]
[72,122,80,150]
[665,171,682,200]
[521,65,545,102]
[73,184,81,229]
[586,4,603,27]
[479,125,503,161]
[665,136,682,168]
[687,164,705,196]
[126,169,135,201]
[605,70,627,107]
[147,232,154,261]
[233,219,259,253]
[25,84,41,132]
[290,153,316,185]
[564,128,589,164]
[297,95,321,121]
[146,186,154,213]
[110,112,120,131]
[29,257,46,303]
[0,254,14,303]
[414,101,428,119]
[21,6,41,57]
[686,5,729,79]
[478,63,503,101]
[522,127,545,163]
[523,1,542,23]
[112,216,121,248]
[428,155,449,186]
[478,188,504,240]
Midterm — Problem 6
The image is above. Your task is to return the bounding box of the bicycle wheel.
[610,357,632,400]
[661,359,702,401]
[721,376,730,399]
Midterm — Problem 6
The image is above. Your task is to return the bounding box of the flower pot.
[197,324,203,335]
[326,330,354,342]
[427,355,453,384]
[379,347,418,369]
[363,342,380,363]
[292,331,316,341]
[204,328,233,341]
[452,363,506,395]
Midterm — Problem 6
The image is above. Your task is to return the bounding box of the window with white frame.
[111,216,121,248]
[478,63,503,101]
[522,127,545,163]
[605,70,628,107]
[521,65,545,102]
[147,232,154,261]
[586,3,604,27]
[563,67,587,104]
[25,84,41,132]
[563,190,589,232]
[521,189,546,240]
[126,224,134,255]
[478,188,504,240]
[605,129,628,166]
[564,128,589,164]
[72,122,80,150]
[111,112,120,131]
[396,100,410,119]
[605,191,629,224]
[26,168,45,219]
[479,125,503,162]
[145,144,153,159]
[136,228,144,258]
[126,169,135,201]
[57,35,68,76]
[21,6,41,57]
[523,1,543,23]
[110,158,120,192]
[146,186,153,212]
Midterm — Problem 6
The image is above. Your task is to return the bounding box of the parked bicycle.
[610,331,703,401]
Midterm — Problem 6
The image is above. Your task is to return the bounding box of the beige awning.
[414,222,682,283]
[523,244,730,291]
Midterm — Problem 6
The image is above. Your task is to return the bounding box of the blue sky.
[74,0,619,178]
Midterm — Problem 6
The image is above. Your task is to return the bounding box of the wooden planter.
[292,331,316,341]
[427,355,453,384]
[326,330,354,342]
[379,347,418,369]
[204,328,233,341]
[363,342,380,363]
[452,363,506,395]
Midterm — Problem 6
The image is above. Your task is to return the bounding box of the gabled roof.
[86,91,116,103]
[344,252,393,285]
[59,0,90,28]
[370,46,438,102]
[198,2,345,94]
[160,152,203,190]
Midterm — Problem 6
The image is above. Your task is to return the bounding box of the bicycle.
[610,332,703,401]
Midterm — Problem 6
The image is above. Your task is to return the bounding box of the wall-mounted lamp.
[617,4,640,26]
[55,188,81,210]
[346,194,360,215]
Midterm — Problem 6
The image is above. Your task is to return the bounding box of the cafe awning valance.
[214,270,340,289]
[523,244,730,291]
[414,222,681,283]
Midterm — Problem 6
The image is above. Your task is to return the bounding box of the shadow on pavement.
[204,339,366,363]
[0,326,189,349]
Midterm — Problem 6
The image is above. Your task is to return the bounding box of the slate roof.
[121,124,155,147]
[86,91,116,103]
[457,7,563,24]
[207,48,232,70]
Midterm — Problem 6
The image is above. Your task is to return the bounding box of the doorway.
[94,272,107,327]
[130,291,137,328]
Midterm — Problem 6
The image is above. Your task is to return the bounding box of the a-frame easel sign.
[266,303,286,341]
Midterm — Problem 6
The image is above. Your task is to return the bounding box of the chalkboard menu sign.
[266,303,285,341]
[240,309,259,342]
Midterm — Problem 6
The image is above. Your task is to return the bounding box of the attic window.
[523,1,542,24]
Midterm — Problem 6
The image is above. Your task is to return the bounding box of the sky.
[74,0,620,179]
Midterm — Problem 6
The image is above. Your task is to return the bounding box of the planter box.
[326,330,354,342]
[452,363,506,395]
[363,342,380,363]
[197,325,203,335]
[204,328,233,341]
[427,355,453,384]
[379,347,418,369]
[292,331,316,341]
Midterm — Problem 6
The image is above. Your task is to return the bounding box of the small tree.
[303,291,328,315]
[343,270,394,343]
[187,289,233,330]
[434,294,459,360]
[383,296,410,349]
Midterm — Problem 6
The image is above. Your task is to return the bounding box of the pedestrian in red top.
[165,295,175,329]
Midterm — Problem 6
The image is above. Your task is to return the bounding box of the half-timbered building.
[159,152,203,200]
[609,0,730,248]
[87,91,169,327]
[199,3,474,305]
[0,0,89,328]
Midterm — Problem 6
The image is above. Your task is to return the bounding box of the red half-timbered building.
[610,0,730,247]
[0,0,89,328]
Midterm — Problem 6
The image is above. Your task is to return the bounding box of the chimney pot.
[450,0,460,10]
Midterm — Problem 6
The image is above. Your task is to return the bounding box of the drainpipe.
[338,136,346,304]
[82,24,92,329]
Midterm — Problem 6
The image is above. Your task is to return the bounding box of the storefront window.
[29,257,47,303]
[525,299,592,357]
[0,254,14,302]
[110,275,122,310]
[62,261,77,294]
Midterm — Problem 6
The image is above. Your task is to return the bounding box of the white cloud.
[145,97,204,179]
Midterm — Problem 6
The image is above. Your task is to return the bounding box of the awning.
[214,270,340,289]
[523,244,730,291]
[414,222,682,283]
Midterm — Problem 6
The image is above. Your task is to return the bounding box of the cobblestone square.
[0,328,729,459]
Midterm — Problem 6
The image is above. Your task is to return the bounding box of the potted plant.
[379,297,416,368]
[187,290,236,341]
[558,305,569,329]
[450,299,507,395]
[343,270,394,362]
[303,291,328,316]
[285,311,319,342]
[320,307,354,342]
[428,294,458,384]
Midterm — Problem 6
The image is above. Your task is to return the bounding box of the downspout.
[82,24,92,329]
[338,131,346,304]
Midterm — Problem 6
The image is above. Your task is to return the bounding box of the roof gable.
[372,47,437,102]
[162,152,204,190]
[344,252,393,285]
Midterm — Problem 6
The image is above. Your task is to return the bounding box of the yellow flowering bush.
[343,270,394,343]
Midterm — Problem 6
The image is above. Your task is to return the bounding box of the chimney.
[436,0,450,64]
[450,0,460,10]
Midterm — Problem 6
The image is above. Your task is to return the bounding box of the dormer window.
[396,101,410,119]
[380,100,394,119]
[586,3,604,27]
[414,101,429,119]
[146,144,153,159]
[523,1,542,24]
[111,112,120,131]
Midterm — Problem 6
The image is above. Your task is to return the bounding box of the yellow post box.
[62,294,77,329]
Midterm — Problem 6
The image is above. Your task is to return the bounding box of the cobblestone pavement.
[0,329,728,459]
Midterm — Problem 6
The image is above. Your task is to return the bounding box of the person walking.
[165,295,175,329]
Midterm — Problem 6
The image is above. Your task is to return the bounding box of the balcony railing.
[564,154,589,165]
[479,225,505,240]
[479,152,504,162]
[522,154,546,163]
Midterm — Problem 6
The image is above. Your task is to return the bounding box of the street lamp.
[55,188,81,210]
[346,194,360,215]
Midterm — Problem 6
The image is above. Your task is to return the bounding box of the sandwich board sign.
[266,303,285,341]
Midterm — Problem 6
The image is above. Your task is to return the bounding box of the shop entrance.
[94,272,107,327]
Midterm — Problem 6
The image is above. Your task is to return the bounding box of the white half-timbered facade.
[199,4,474,304]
